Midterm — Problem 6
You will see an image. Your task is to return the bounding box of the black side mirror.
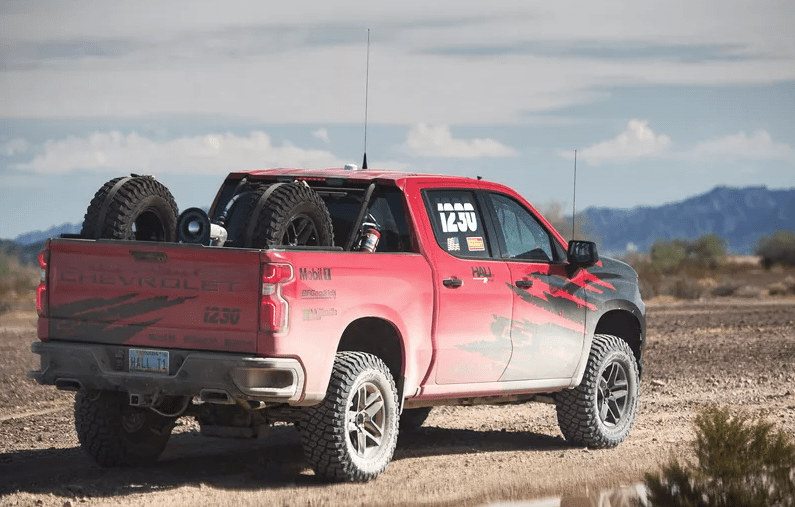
[567,240,598,276]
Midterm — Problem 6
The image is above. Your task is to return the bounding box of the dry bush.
[768,277,795,296]
[0,253,39,305]
[645,406,795,507]
[756,230,795,269]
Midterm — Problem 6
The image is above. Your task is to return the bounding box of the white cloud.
[1,138,29,156]
[312,127,330,144]
[564,119,672,165]
[403,124,517,158]
[685,130,794,162]
[1,2,793,123]
[18,131,346,174]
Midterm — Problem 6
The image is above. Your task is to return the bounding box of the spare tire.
[244,182,334,249]
[81,176,179,241]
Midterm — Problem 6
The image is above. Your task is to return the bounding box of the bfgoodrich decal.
[301,289,337,300]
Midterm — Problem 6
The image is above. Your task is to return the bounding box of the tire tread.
[300,352,399,482]
[556,334,640,448]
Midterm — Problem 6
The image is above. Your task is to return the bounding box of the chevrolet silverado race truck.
[30,168,646,482]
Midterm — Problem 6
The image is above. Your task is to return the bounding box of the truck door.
[484,192,587,381]
[421,189,513,384]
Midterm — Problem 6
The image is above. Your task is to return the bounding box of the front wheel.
[555,334,640,448]
[299,352,399,482]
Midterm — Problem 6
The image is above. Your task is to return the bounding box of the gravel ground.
[1,296,794,507]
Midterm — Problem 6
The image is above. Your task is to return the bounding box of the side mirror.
[567,240,598,275]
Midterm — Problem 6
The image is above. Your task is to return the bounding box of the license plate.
[128,349,169,374]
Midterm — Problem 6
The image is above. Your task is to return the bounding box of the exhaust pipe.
[200,389,235,405]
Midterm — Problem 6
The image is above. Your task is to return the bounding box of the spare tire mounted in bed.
[80,175,179,242]
[242,182,334,249]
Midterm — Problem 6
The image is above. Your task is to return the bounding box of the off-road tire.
[399,407,433,432]
[555,334,639,448]
[74,391,173,467]
[300,352,399,482]
[80,176,178,241]
[245,182,334,248]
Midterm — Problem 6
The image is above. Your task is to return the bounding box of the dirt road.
[1,297,794,506]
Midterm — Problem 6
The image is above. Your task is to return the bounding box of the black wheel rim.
[346,381,386,459]
[282,214,319,246]
[121,410,147,433]
[597,360,630,428]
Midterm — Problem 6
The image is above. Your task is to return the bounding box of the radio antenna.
[362,28,370,169]
[571,149,577,240]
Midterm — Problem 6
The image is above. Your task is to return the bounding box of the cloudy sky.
[1,0,793,240]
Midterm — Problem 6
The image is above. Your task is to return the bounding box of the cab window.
[488,193,556,262]
[424,190,491,258]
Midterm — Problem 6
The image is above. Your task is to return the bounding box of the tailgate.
[44,239,261,353]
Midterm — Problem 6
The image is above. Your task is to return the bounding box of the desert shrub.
[631,235,728,299]
[0,254,9,279]
[651,235,727,275]
[712,283,739,297]
[644,406,795,507]
[768,276,795,296]
[691,234,728,270]
[0,253,38,300]
[756,230,795,269]
[651,240,688,274]
[656,276,704,300]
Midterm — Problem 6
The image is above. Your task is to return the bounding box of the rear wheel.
[300,352,399,482]
[75,391,174,467]
[555,334,640,448]
[80,176,178,241]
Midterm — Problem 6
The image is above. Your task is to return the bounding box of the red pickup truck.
[30,168,645,482]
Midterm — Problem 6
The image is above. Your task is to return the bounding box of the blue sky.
[1,0,793,240]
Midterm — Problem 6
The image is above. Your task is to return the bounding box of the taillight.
[36,250,49,317]
[260,263,293,333]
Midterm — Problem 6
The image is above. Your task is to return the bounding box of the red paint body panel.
[44,240,262,353]
[256,249,433,401]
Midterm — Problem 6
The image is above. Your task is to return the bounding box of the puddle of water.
[484,483,648,507]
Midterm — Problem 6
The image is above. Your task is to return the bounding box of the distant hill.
[13,222,81,246]
[583,186,795,255]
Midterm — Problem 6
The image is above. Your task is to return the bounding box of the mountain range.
[4,186,794,257]
[582,186,795,255]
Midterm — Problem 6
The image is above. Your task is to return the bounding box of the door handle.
[515,280,533,288]
[443,278,463,288]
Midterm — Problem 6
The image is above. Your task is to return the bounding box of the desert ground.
[1,290,794,506]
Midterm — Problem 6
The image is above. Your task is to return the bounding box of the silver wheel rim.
[597,360,630,428]
[346,381,386,459]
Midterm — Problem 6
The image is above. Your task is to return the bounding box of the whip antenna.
[571,149,577,240]
[362,28,370,169]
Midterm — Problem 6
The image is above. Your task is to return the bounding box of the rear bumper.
[28,341,307,405]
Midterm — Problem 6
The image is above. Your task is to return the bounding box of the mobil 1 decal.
[299,267,332,281]
[437,202,478,233]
